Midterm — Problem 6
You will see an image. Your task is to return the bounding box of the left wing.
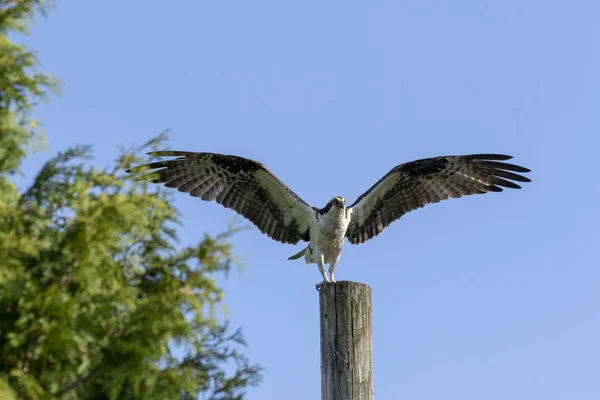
[345,154,531,244]
[127,151,316,244]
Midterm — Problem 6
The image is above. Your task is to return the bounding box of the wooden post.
[319,281,373,400]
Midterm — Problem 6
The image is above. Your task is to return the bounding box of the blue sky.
[18,1,599,398]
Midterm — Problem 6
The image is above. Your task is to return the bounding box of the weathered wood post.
[319,281,373,400]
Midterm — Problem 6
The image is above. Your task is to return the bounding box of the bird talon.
[315,281,329,291]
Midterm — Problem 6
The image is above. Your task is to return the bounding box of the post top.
[318,281,372,293]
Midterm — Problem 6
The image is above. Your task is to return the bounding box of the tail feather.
[288,246,308,260]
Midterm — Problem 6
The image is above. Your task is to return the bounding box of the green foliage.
[1,136,262,399]
[0,2,262,399]
[0,0,59,176]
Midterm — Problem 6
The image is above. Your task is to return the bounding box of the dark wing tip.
[124,164,150,175]
[464,154,513,161]
[490,176,522,189]
[472,156,531,190]
[477,160,531,174]
[487,185,504,192]
[147,150,198,157]
[516,175,531,183]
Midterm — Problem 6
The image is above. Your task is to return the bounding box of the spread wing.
[127,151,316,244]
[346,154,531,244]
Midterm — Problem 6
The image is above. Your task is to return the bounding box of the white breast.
[312,208,351,264]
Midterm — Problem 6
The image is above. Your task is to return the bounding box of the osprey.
[127,152,530,289]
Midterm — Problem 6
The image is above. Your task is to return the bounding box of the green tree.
[0,2,261,399]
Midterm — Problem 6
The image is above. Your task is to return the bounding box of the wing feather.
[346,154,531,244]
[127,151,315,244]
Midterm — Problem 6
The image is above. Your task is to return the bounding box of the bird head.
[328,196,347,209]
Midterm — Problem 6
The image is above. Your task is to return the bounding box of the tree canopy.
[0,2,261,399]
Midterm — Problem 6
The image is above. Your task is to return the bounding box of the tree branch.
[55,367,100,397]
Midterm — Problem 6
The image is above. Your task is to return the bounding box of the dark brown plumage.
[127,151,314,244]
[128,152,530,247]
[345,154,531,244]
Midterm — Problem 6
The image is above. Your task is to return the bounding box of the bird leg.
[315,254,330,290]
[328,256,340,283]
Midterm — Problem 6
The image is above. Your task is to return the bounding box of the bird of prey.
[127,152,530,289]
